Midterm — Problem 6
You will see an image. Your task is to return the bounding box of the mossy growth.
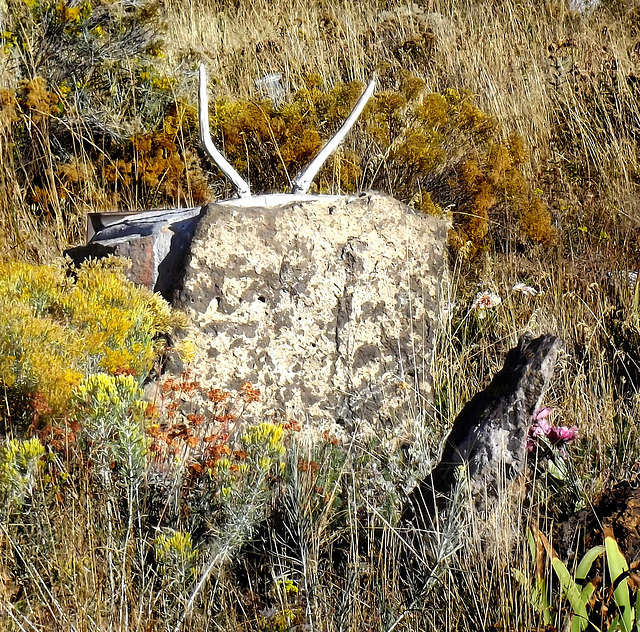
[0,258,181,430]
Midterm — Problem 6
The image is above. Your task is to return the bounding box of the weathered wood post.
[401,332,562,529]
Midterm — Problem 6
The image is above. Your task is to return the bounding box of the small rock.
[65,207,205,299]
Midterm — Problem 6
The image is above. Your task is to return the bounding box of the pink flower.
[551,425,578,443]
[534,407,553,421]
[562,426,579,441]
[528,407,578,454]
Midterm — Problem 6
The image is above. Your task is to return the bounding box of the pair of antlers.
[198,64,376,198]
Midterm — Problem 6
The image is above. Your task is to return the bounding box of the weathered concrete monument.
[67,66,448,441]
[178,192,445,436]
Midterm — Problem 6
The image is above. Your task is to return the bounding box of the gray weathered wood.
[402,332,561,528]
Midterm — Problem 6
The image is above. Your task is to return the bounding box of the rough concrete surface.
[174,192,447,440]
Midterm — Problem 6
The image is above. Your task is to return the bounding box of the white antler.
[291,77,376,194]
[199,64,251,198]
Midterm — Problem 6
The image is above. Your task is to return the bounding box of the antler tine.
[199,64,251,198]
[291,76,376,195]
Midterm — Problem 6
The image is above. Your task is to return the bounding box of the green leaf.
[547,457,567,481]
[526,527,553,625]
[535,577,553,626]
[579,581,598,606]
[576,545,606,582]
[605,534,632,632]
[550,556,589,631]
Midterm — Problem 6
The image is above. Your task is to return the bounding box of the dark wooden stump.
[402,332,561,529]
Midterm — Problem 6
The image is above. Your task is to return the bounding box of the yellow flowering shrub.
[73,373,149,482]
[154,531,199,584]
[362,84,554,258]
[208,422,287,504]
[241,422,286,458]
[0,258,180,427]
[0,437,44,516]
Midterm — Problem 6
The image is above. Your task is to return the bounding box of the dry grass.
[1,0,640,630]
[164,0,640,242]
[2,253,637,631]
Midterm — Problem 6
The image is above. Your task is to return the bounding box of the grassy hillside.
[1,0,640,630]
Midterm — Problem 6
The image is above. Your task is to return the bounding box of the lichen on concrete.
[175,192,447,442]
